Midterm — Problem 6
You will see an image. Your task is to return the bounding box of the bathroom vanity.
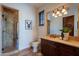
[41,35,79,56]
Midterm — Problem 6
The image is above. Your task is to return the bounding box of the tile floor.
[2,48,42,56]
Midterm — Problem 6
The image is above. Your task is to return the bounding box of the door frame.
[63,15,74,36]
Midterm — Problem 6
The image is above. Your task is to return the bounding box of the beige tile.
[10,48,42,56]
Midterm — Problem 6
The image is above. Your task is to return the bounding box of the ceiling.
[29,3,77,9]
[29,3,45,8]
[29,3,63,8]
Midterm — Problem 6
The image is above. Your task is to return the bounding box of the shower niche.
[1,6,18,53]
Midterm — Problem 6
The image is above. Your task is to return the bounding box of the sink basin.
[49,34,60,38]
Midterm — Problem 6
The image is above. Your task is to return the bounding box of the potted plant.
[60,27,71,40]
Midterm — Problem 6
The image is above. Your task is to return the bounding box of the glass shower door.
[2,12,14,52]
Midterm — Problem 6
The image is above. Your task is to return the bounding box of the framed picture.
[25,20,32,30]
[39,10,44,26]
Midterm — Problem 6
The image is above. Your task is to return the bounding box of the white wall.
[0,3,37,52]
[49,6,78,36]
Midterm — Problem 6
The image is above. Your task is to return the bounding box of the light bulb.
[59,13,62,16]
[64,11,67,15]
[56,11,60,15]
[52,13,55,16]
[62,9,66,13]
[55,15,57,18]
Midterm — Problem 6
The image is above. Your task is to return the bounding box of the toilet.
[31,41,40,53]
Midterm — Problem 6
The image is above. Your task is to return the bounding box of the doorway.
[63,15,74,36]
[1,6,18,53]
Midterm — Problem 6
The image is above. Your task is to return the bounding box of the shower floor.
[3,47,16,53]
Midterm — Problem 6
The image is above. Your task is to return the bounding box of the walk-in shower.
[1,6,18,53]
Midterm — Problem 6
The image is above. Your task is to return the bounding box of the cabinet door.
[41,39,59,56]
[41,39,49,56]
[75,48,79,56]
[47,42,59,56]
[59,44,75,56]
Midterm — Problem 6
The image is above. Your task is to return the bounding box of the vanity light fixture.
[52,11,55,16]
[56,9,60,15]
[62,6,68,15]
[62,6,66,13]
[52,5,68,18]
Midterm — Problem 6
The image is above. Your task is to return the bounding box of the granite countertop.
[42,35,79,48]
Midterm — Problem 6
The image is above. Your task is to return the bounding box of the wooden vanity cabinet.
[41,38,79,56]
[41,39,60,56]
[58,43,75,56]
[75,48,79,56]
